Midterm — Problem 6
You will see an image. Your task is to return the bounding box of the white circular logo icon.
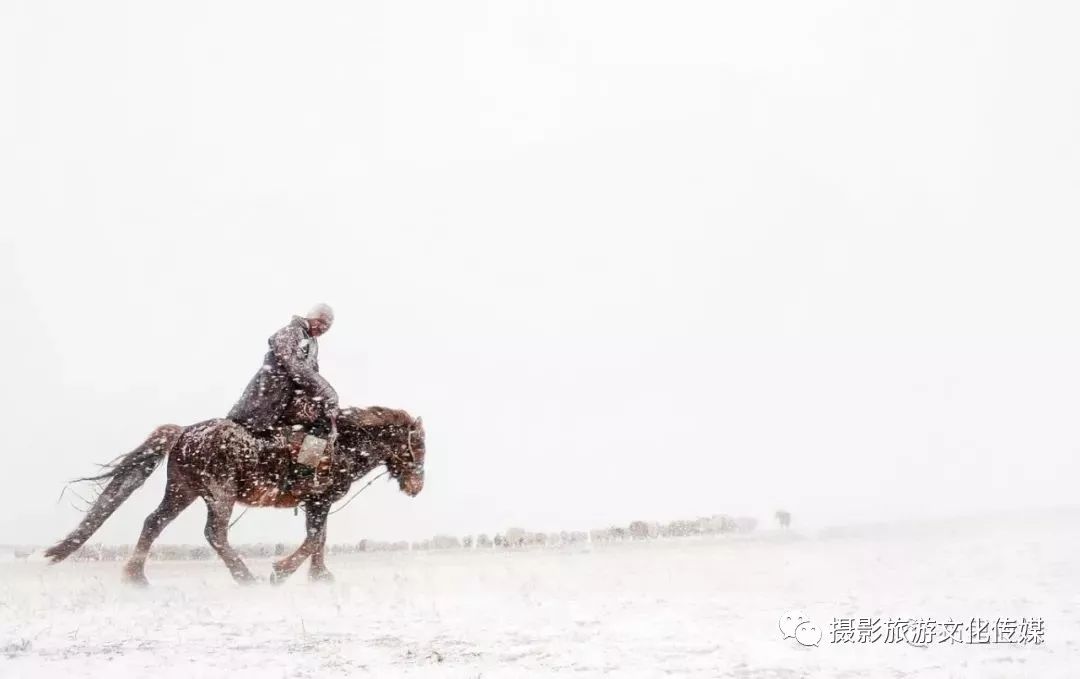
[795,621,822,646]
[778,610,810,639]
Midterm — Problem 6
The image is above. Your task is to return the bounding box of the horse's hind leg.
[204,494,256,585]
[123,481,197,586]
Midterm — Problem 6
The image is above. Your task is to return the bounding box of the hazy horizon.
[3,0,1080,549]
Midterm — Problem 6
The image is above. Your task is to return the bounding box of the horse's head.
[338,407,426,497]
[386,415,425,497]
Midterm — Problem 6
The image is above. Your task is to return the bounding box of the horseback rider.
[229,304,340,468]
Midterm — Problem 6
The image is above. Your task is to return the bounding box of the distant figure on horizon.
[775,509,792,529]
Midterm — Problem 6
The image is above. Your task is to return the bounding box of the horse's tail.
[44,424,184,563]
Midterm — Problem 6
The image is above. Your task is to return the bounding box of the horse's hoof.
[122,571,149,587]
[234,572,258,586]
[309,570,335,584]
[269,569,289,586]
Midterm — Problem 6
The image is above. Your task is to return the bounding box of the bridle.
[327,421,423,516]
[406,427,421,464]
[387,425,422,470]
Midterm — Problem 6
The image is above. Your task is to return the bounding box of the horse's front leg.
[271,500,330,584]
[308,519,333,583]
[204,493,256,585]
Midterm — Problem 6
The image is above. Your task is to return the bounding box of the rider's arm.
[269,325,339,409]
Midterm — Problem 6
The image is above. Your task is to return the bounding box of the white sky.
[2,0,1079,546]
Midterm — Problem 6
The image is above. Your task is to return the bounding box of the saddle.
[256,429,331,500]
[269,395,337,491]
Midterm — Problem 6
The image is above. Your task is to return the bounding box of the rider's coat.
[228,316,339,435]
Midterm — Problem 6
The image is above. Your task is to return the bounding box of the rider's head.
[305,303,334,337]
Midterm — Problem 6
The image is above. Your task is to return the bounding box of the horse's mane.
[339,406,414,430]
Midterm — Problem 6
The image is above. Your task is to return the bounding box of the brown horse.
[45,406,425,585]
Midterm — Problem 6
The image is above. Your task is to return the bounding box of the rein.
[327,425,417,516]
[328,468,390,515]
[229,467,390,526]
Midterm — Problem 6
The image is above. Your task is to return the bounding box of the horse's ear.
[415,416,423,430]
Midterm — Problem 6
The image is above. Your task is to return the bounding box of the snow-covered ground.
[2,512,1077,678]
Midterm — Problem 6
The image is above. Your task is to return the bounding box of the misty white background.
[2,1,1079,547]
